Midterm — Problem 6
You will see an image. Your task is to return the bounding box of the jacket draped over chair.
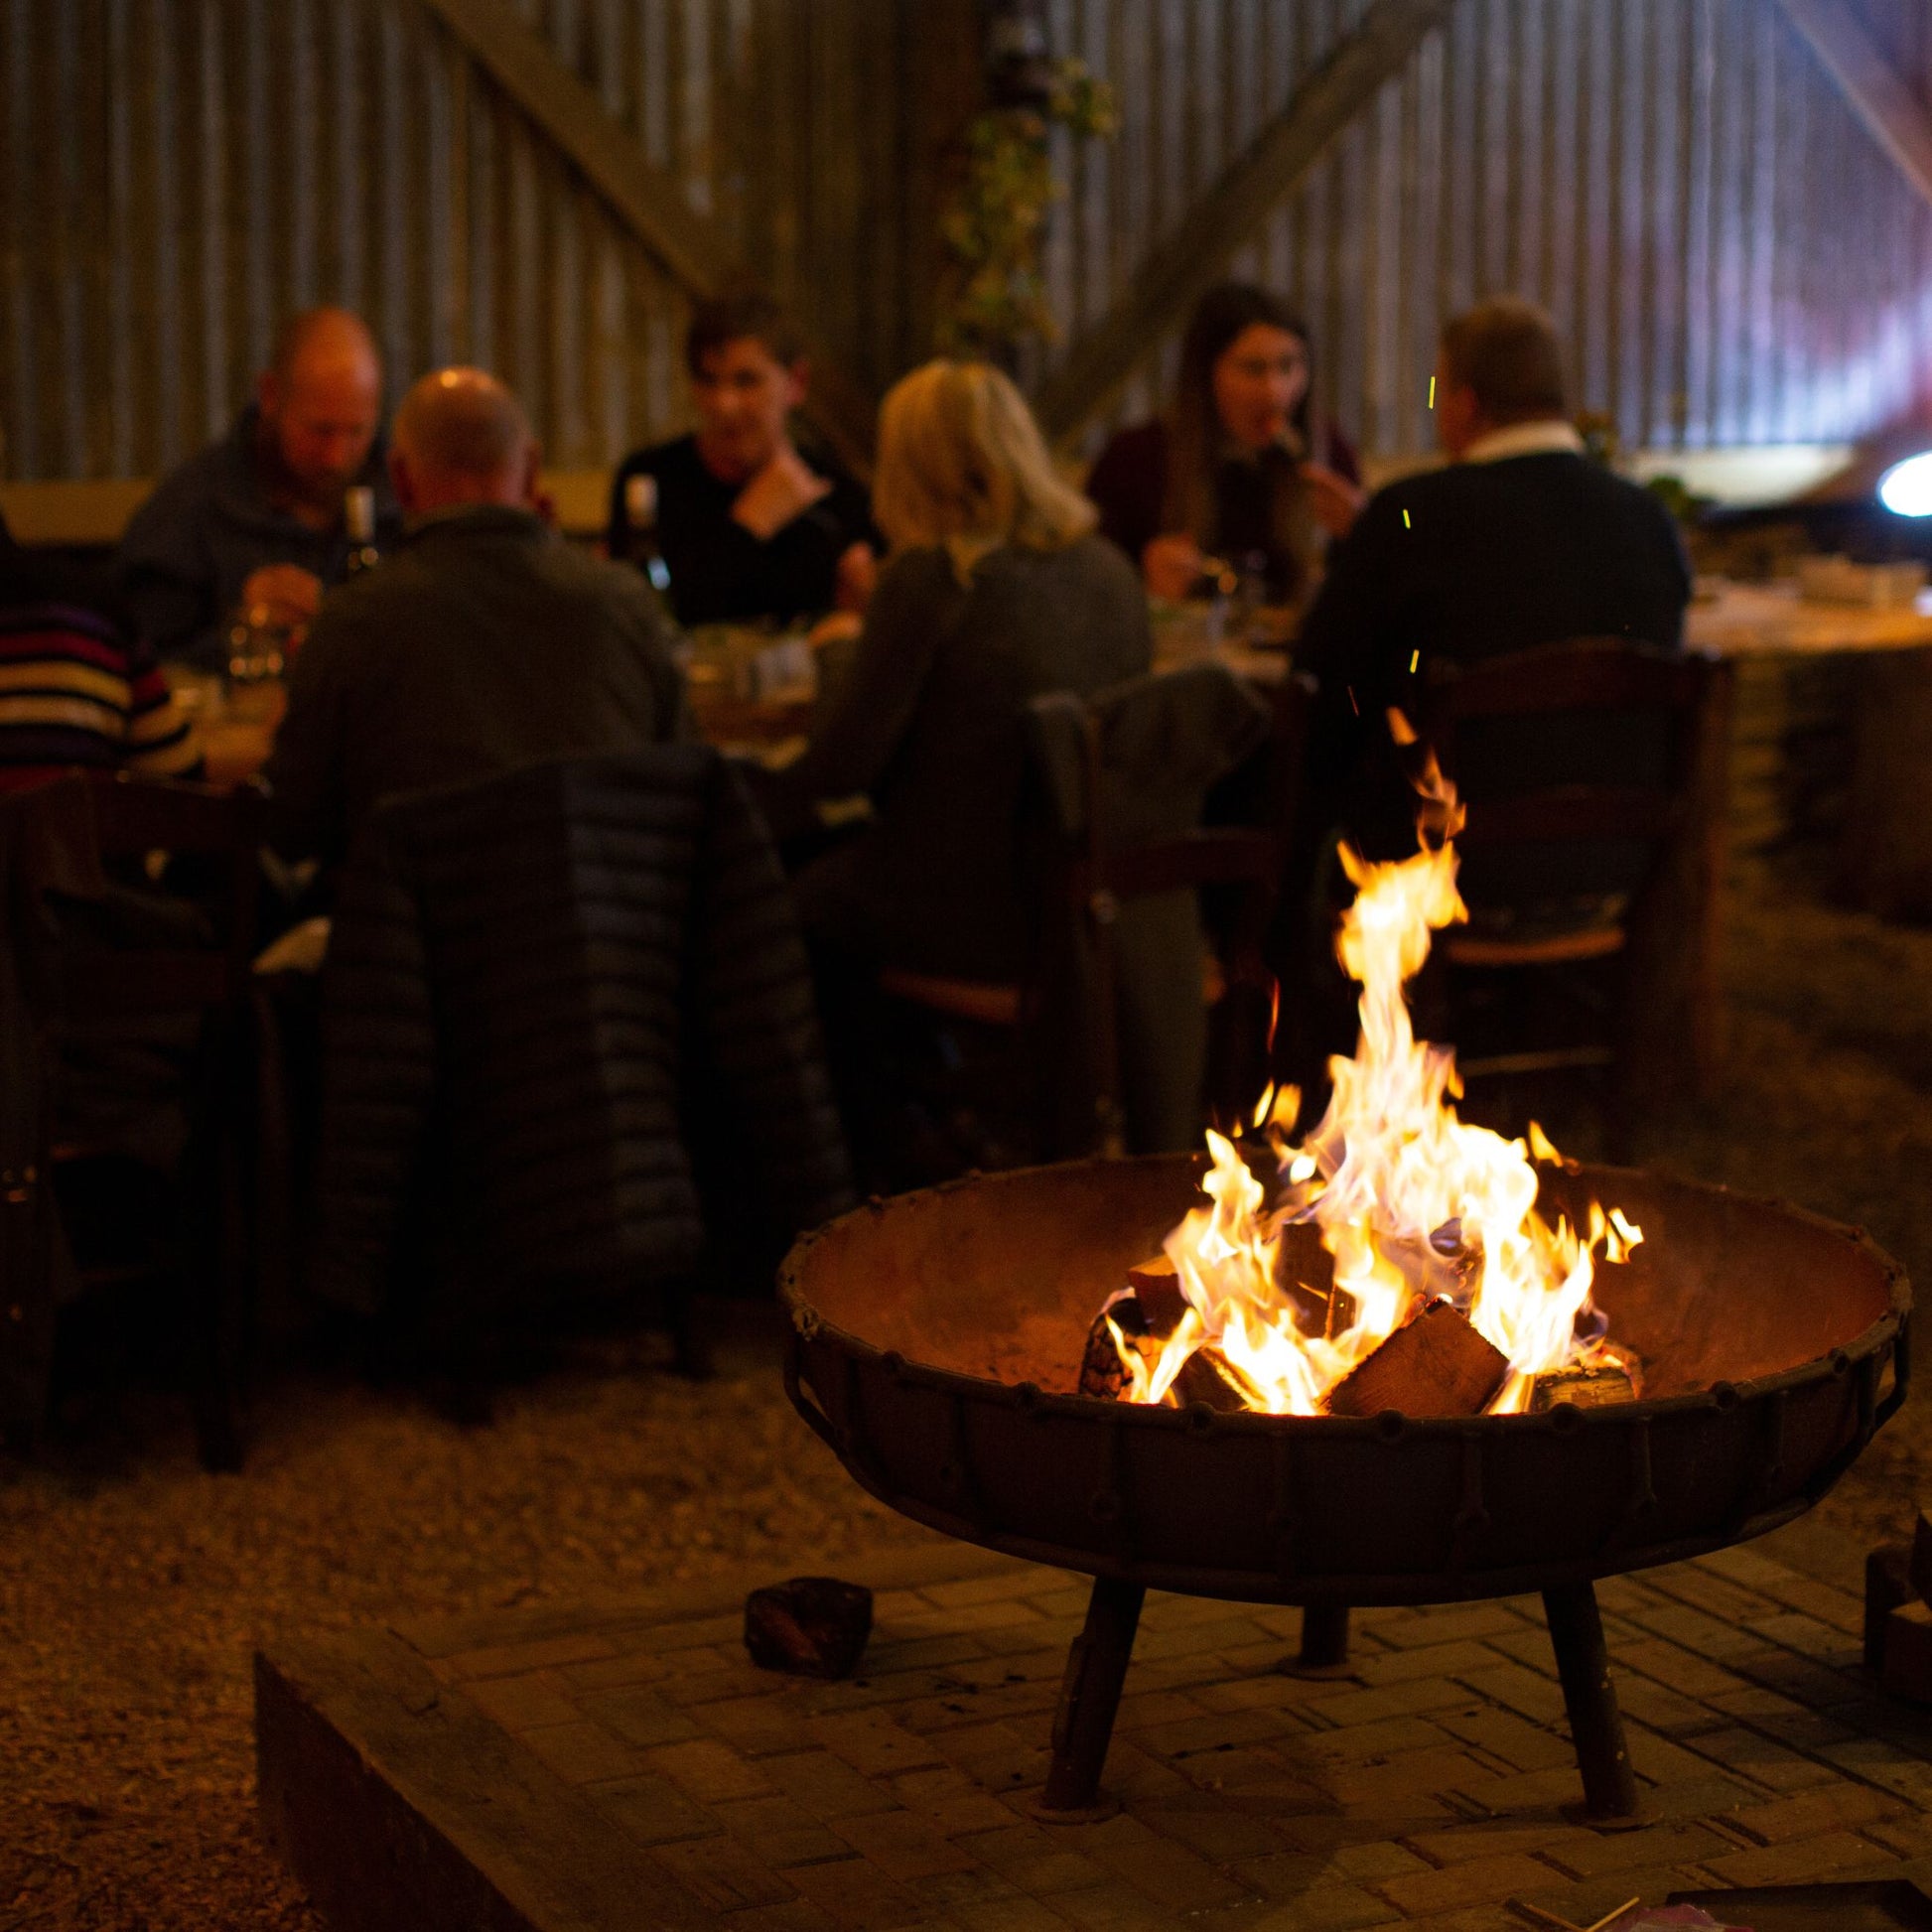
[312,748,854,1325]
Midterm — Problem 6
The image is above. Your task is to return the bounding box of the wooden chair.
[879,662,1277,1159]
[1421,638,1732,1141]
[49,770,268,1469]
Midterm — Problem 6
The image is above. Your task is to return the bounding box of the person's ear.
[783,360,810,410]
[521,439,546,509]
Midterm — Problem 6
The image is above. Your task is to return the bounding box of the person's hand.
[1302,462,1364,538]
[807,611,863,650]
[240,564,324,630]
[732,447,834,541]
[1142,534,1203,602]
[834,541,878,614]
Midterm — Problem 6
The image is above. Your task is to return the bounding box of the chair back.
[59,772,266,1017]
[1026,661,1274,1154]
[1421,637,1733,1102]
[1426,638,1723,854]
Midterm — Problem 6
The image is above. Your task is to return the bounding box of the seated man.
[0,499,200,791]
[606,293,877,627]
[117,308,401,671]
[265,367,690,870]
[1295,295,1692,861]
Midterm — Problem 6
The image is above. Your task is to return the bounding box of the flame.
[1118,766,1640,1417]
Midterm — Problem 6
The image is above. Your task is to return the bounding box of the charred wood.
[744,1577,873,1680]
[1321,1301,1509,1419]
[1528,1364,1636,1412]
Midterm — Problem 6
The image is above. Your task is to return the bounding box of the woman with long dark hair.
[1086,283,1362,606]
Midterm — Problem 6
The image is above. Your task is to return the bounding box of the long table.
[1685,584,1932,912]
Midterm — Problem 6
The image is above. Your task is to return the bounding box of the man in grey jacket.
[264,367,690,871]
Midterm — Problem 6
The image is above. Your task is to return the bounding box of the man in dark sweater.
[266,368,689,871]
[117,309,403,671]
[606,294,878,628]
[1295,297,1691,858]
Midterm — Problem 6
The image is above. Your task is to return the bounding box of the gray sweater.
[116,404,403,671]
[265,505,690,868]
[765,534,1152,981]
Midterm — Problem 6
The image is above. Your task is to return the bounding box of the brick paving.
[264,1537,1932,1930]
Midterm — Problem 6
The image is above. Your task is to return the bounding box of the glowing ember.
[1106,766,1642,1417]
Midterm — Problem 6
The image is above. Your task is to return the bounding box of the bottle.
[344,484,381,576]
[623,473,673,597]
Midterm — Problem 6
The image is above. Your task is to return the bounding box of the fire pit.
[784,779,1909,1824]
[781,1154,1907,1821]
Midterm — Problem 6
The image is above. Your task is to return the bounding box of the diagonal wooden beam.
[417,0,876,475]
[1034,0,1462,444]
[1778,0,1932,211]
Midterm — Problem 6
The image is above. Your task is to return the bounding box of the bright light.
[1879,451,1932,516]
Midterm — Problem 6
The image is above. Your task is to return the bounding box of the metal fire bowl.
[780,1156,1910,1608]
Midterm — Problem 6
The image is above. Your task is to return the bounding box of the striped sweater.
[0,600,202,793]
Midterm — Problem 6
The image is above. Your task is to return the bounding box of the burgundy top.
[1085,417,1361,600]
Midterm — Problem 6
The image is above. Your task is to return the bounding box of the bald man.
[264,368,689,869]
[117,308,402,670]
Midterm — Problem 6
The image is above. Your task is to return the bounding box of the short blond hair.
[872,360,1095,574]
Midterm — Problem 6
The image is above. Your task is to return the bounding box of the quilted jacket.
[311,749,853,1324]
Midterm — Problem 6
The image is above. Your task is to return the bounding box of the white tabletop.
[1685,582,1932,657]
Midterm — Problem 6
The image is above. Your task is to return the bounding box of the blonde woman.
[761,359,1151,985]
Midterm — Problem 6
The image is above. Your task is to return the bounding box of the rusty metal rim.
[778,1158,1911,1440]
[770,1396,1826,1606]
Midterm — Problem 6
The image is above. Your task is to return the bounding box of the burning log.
[1077,1257,1257,1410]
[1125,1255,1186,1330]
[1078,1258,1190,1399]
[1170,1348,1251,1413]
[744,1577,873,1680]
[1528,1364,1636,1412]
[1321,1301,1510,1419]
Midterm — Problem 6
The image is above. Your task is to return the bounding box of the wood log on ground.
[1321,1301,1510,1419]
[1866,1544,1913,1673]
[1883,1599,1932,1702]
[744,1577,873,1680]
[1527,1364,1636,1412]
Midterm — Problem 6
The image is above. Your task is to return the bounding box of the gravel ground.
[3,860,1929,1928]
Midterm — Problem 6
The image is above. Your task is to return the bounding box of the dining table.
[172,576,1932,915]
[1684,578,1932,915]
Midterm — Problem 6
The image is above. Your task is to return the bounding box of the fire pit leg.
[1543,1582,1642,1824]
[1036,1577,1146,1819]
[1299,1602,1351,1668]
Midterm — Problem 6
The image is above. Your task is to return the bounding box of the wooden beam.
[416,0,877,476]
[1778,0,1932,211]
[1034,0,1461,444]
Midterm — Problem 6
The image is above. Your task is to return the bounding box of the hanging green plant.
[935,61,1118,361]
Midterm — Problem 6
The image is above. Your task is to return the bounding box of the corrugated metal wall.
[4,0,1932,482]
[0,0,916,481]
[1045,0,1932,456]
